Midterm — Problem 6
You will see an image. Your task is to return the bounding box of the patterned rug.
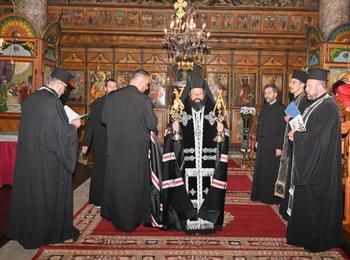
[33,168,347,259]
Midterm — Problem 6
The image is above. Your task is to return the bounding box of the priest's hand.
[172,121,180,133]
[288,130,296,141]
[71,118,81,129]
[217,122,224,132]
[81,146,88,154]
[276,149,282,157]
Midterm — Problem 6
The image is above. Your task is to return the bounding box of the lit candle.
[202,23,206,29]
[207,32,211,38]
[164,28,168,34]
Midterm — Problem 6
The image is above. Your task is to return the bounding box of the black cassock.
[251,101,285,204]
[101,85,158,232]
[82,95,107,206]
[7,87,79,249]
[279,93,310,220]
[162,98,229,233]
[287,94,343,252]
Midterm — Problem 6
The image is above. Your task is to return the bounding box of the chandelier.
[164,0,210,71]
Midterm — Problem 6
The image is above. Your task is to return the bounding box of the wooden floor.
[0,164,91,249]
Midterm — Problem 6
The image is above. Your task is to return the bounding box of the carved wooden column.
[14,0,47,35]
[319,0,349,39]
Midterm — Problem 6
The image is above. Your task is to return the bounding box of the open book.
[64,105,88,124]
[289,114,306,132]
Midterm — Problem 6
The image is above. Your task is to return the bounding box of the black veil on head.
[180,68,215,104]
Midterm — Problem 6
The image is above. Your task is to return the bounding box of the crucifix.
[173,0,187,19]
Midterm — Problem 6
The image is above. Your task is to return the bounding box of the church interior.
[0,0,350,258]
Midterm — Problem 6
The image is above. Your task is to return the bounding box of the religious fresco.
[0,61,32,112]
[155,13,166,29]
[329,49,350,63]
[223,14,234,30]
[233,73,256,107]
[149,72,167,107]
[290,16,302,31]
[237,15,248,30]
[114,11,126,27]
[141,13,153,28]
[100,11,113,26]
[210,14,221,30]
[72,10,85,26]
[309,50,320,66]
[60,11,71,26]
[207,72,229,106]
[330,68,350,85]
[67,70,85,105]
[44,8,312,34]
[88,70,111,104]
[46,0,317,8]
[263,15,275,30]
[277,16,288,31]
[250,15,261,30]
[127,12,139,27]
[87,11,98,26]
[116,71,132,89]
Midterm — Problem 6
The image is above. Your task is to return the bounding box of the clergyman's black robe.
[251,101,285,204]
[162,98,229,233]
[101,85,158,232]
[287,95,343,252]
[7,87,79,249]
[279,93,309,220]
[82,95,107,206]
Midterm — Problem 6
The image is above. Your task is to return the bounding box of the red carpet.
[33,162,347,259]
[227,158,241,169]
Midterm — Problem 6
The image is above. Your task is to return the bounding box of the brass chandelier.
[164,0,210,71]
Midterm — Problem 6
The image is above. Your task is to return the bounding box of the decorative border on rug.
[33,247,346,259]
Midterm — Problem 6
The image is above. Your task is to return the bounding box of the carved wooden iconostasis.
[3,0,349,146]
[0,13,61,132]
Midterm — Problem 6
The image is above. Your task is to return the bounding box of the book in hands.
[64,105,88,124]
[284,101,301,118]
[289,114,306,132]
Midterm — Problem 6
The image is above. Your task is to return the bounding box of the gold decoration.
[170,88,185,140]
[213,89,227,143]
[164,0,210,71]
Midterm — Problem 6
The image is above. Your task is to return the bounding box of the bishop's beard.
[189,96,206,111]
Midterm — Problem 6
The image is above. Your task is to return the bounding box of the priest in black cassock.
[7,67,81,249]
[101,69,158,232]
[276,70,310,220]
[251,83,285,204]
[81,79,118,207]
[287,68,343,252]
[162,73,229,234]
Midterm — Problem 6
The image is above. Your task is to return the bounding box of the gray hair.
[131,69,150,81]
[45,77,65,87]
